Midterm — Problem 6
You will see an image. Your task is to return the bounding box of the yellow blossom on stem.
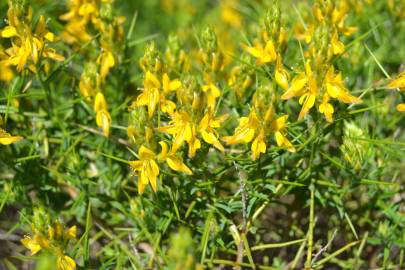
[319,94,334,122]
[199,111,227,152]
[157,110,201,157]
[94,92,112,137]
[202,81,221,110]
[0,7,64,72]
[21,218,77,270]
[222,109,259,146]
[220,0,242,29]
[325,67,360,104]
[331,32,345,55]
[275,55,289,90]
[98,47,115,80]
[158,141,192,174]
[129,145,160,194]
[387,71,405,90]
[243,40,277,65]
[60,0,100,44]
[21,235,42,255]
[134,71,181,117]
[162,73,182,94]
[386,71,405,112]
[57,255,76,270]
[223,107,294,160]
[282,61,359,122]
[396,103,405,112]
[0,128,23,145]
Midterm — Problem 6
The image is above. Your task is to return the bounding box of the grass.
[0,0,404,270]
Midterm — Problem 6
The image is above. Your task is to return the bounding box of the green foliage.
[0,0,404,269]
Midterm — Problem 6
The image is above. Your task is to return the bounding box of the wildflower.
[282,62,359,122]
[162,73,182,94]
[199,111,227,152]
[60,0,100,44]
[223,106,294,160]
[386,71,405,112]
[220,0,242,29]
[130,145,160,193]
[319,94,334,122]
[0,7,64,72]
[57,255,77,270]
[135,71,160,117]
[324,67,360,104]
[387,71,405,90]
[157,110,201,157]
[281,62,317,120]
[331,32,345,55]
[98,45,115,81]
[243,40,277,65]
[275,56,289,90]
[133,71,181,117]
[21,219,77,270]
[94,92,112,137]
[0,125,23,145]
[158,141,192,174]
[202,80,221,110]
[396,104,405,112]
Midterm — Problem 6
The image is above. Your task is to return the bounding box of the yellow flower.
[0,128,23,145]
[319,94,334,123]
[157,111,201,157]
[130,145,160,194]
[57,255,76,270]
[98,47,115,80]
[243,40,277,65]
[199,111,227,152]
[325,68,360,104]
[21,235,42,255]
[387,71,405,90]
[0,7,64,72]
[158,141,192,174]
[282,62,317,120]
[134,72,181,117]
[135,71,161,117]
[222,109,259,146]
[251,130,266,161]
[275,56,289,90]
[223,107,294,160]
[386,71,405,112]
[220,0,242,29]
[331,32,345,55]
[21,218,78,270]
[396,103,405,112]
[65,225,77,240]
[94,92,112,137]
[271,115,295,153]
[282,62,359,122]
[60,0,99,44]
[162,73,182,93]
[202,82,221,110]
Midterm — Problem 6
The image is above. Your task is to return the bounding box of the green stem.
[306,181,315,268]
[37,73,54,116]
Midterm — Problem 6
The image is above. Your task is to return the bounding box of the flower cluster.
[0,1,64,73]
[62,0,124,136]
[387,71,405,111]
[21,210,77,270]
[284,0,360,122]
